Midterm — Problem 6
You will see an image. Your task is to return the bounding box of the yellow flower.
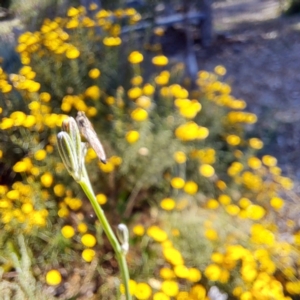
[160,267,175,279]
[247,156,262,169]
[77,222,88,233]
[262,155,277,167]
[214,65,226,76]
[120,279,137,295]
[61,225,75,238]
[128,51,144,64]
[174,265,189,279]
[46,269,62,286]
[96,193,107,205]
[152,55,168,66]
[34,149,47,160]
[199,164,215,177]
[133,224,145,236]
[126,130,140,143]
[205,264,222,281]
[187,268,202,282]
[218,194,231,205]
[173,151,186,164]
[161,280,179,297]
[205,229,218,241]
[226,135,241,146]
[170,177,185,189]
[160,198,176,211]
[249,137,264,149]
[175,122,209,141]
[147,226,168,242]
[88,68,101,79]
[99,161,114,172]
[40,172,53,187]
[128,87,142,99]
[153,292,170,300]
[81,233,97,248]
[246,205,265,220]
[66,46,80,59]
[270,197,284,210]
[67,7,80,17]
[183,181,198,195]
[85,85,100,100]
[225,204,240,215]
[131,108,148,121]
[136,96,151,109]
[0,117,14,130]
[82,249,95,262]
[103,37,122,46]
[131,75,143,86]
[143,83,155,96]
[206,199,219,209]
[40,92,51,102]
[134,282,152,300]
[21,203,33,214]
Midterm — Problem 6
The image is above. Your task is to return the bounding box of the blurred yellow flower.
[160,198,176,211]
[66,46,80,59]
[128,51,144,64]
[88,68,101,79]
[183,181,198,195]
[134,282,152,300]
[46,269,62,286]
[160,267,175,279]
[96,193,107,205]
[205,264,222,281]
[82,249,95,262]
[153,292,169,300]
[136,96,151,109]
[103,37,122,46]
[40,92,51,102]
[174,265,189,279]
[99,161,114,173]
[61,225,75,239]
[247,156,262,169]
[161,280,179,297]
[173,151,186,164]
[81,233,97,247]
[85,85,100,100]
[226,135,241,146]
[128,87,142,99]
[147,226,168,242]
[199,164,215,178]
[133,224,145,236]
[13,161,27,173]
[40,172,53,187]
[143,83,155,96]
[218,194,231,205]
[170,177,185,189]
[67,7,80,17]
[120,279,137,295]
[187,268,202,282]
[205,229,218,241]
[131,75,143,86]
[77,222,88,233]
[152,55,168,66]
[34,149,47,161]
[262,155,277,167]
[270,197,284,210]
[126,130,140,143]
[206,199,219,209]
[214,65,226,76]
[131,108,148,121]
[249,137,264,149]
[246,205,266,220]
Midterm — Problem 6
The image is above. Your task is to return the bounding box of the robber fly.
[76,111,106,164]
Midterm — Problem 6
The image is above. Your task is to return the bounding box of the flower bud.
[117,223,129,255]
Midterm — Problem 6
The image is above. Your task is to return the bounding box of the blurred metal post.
[197,0,213,47]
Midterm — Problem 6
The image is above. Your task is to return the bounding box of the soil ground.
[197,0,300,179]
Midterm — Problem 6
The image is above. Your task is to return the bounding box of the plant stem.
[79,173,131,300]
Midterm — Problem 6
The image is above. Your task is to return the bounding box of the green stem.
[78,172,131,300]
